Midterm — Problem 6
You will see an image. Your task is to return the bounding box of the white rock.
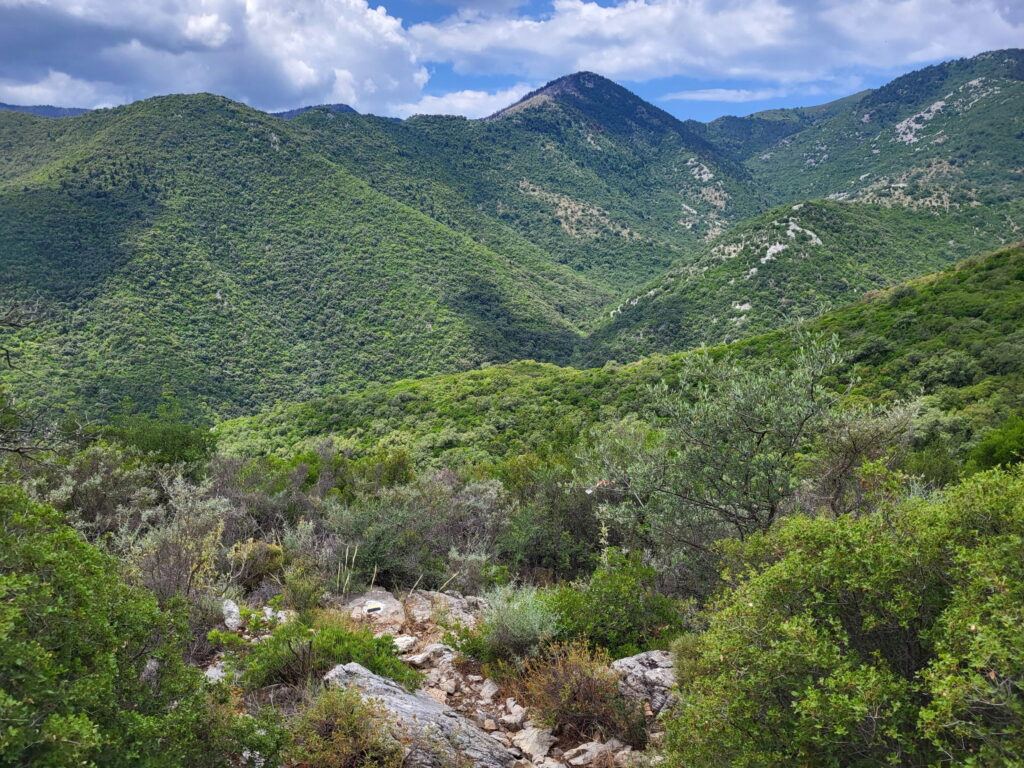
[403,643,456,669]
[512,727,555,760]
[480,678,501,702]
[343,588,406,633]
[204,661,227,683]
[392,635,418,653]
[324,662,513,768]
[612,650,676,716]
[483,719,498,731]
[222,599,243,631]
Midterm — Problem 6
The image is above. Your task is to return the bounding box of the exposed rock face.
[324,662,514,768]
[611,650,676,716]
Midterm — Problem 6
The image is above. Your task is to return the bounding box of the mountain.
[283,71,763,291]
[216,244,1024,463]
[581,198,1023,363]
[1,52,1022,421]
[0,102,89,118]
[747,49,1024,207]
[0,95,596,417]
[272,103,358,119]
[685,91,871,163]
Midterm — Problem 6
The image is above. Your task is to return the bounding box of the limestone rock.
[222,599,243,631]
[343,588,406,633]
[403,642,456,669]
[511,727,555,760]
[480,678,501,702]
[406,590,486,627]
[392,634,418,653]
[324,662,514,768]
[563,741,621,766]
[611,650,676,715]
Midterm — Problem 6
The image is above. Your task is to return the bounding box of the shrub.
[105,399,216,467]
[548,548,683,658]
[0,484,214,767]
[229,538,285,591]
[285,687,403,768]
[227,613,422,691]
[522,641,646,748]
[451,585,558,668]
[968,414,1024,472]
[282,559,326,619]
[666,467,1024,767]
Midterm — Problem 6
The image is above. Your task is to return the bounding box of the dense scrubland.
[1,50,1024,768]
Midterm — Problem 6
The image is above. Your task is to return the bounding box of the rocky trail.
[212,587,676,768]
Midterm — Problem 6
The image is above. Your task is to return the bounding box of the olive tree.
[579,333,915,594]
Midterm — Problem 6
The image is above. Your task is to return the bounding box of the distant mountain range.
[1,49,1021,419]
[0,102,89,118]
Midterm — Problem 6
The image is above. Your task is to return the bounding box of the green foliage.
[104,399,216,467]
[584,199,1024,363]
[522,641,647,748]
[0,484,216,767]
[968,414,1024,471]
[285,688,403,768]
[5,52,1020,422]
[667,467,1024,767]
[219,613,422,691]
[547,549,683,658]
[450,584,559,668]
[220,245,1024,483]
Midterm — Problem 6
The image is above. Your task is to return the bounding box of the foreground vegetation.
[3,244,1024,765]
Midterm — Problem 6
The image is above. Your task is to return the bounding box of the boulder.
[611,650,676,715]
[406,590,485,627]
[392,634,418,653]
[324,662,514,768]
[511,727,555,760]
[343,588,406,633]
[222,599,243,631]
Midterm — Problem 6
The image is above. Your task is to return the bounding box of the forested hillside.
[0,51,1021,422]
[2,46,1024,768]
[219,244,1024,476]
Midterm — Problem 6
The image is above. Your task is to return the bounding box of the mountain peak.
[484,72,630,122]
[272,103,358,119]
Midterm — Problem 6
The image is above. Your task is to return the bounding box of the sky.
[0,0,1021,122]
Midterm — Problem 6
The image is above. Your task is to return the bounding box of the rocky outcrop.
[324,662,514,768]
[611,650,676,716]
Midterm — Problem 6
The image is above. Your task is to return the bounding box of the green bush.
[547,548,683,657]
[285,687,403,768]
[0,485,213,767]
[667,468,1024,767]
[105,399,216,467]
[229,539,285,591]
[523,641,647,748]
[225,613,422,691]
[449,584,558,669]
[968,414,1024,471]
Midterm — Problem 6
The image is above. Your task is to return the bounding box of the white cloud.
[411,0,802,82]
[410,0,1024,85]
[391,82,535,118]
[0,69,118,106]
[0,0,427,112]
[0,0,1020,115]
[664,87,788,102]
